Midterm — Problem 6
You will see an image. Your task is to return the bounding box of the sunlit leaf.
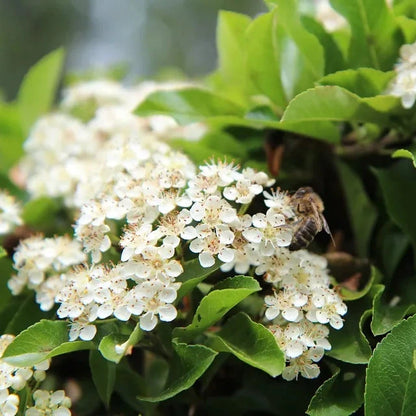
[173,276,261,341]
[18,48,65,134]
[2,320,94,367]
[210,312,285,377]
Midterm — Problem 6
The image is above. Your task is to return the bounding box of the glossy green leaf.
[2,320,94,367]
[216,11,251,104]
[394,0,416,19]
[173,275,261,341]
[371,281,416,336]
[0,247,6,258]
[365,314,416,415]
[396,16,416,43]
[374,161,416,249]
[138,342,217,402]
[282,86,398,125]
[337,161,377,257]
[392,147,416,168]
[18,48,65,134]
[98,322,143,363]
[330,0,402,70]
[134,87,245,124]
[301,16,346,75]
[89,350,116,408]
[176,258,222,301]
[245,12,286,108]
[307,366,365,416]
[327,296,372,364]
[319,68,395,97]
[273,0,324,99]
[210,312,284,377]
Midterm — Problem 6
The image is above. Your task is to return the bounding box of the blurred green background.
[0,0,265,100]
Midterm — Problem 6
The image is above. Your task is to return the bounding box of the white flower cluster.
[0,334,53,416]
[387,41,416,108]
[9,79,347,380]
[25,390,71,416]
[19,79,206,208]
[0,191,22,235]
[8,235,86,311]
[261,249,347,380]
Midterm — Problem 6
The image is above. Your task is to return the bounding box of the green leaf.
[327,295,372,364]
[0,102,24,172]
[138,342,217,402]
[0,247,6,259]
[373,161,416,250]
[394,0,416,20]
[18,48,65,134]
[0,257,13,318]
[170,131,248,166]
[2,320,94,367]
[114,362,152,414]
[176,258,222,301]
[22,197,61,227]
[371,281,416,336]
[396,16,416,43]
[319,68,395,97]
[173,275,261,341]
[273,0,324,99]
[307,366,365,416]
[5,294,54,335]
[245,12,287,108]
[98,322,143,363]
[216,11,252,104]
[134,87,245,124]
[330,0,403,70]
[338,266,378,301]
[365,314,416,415]
[300,16,346,75]
[282,86,398,125]
[336,161,378,257]
[392,147,416,168]
[377,223,410,280]
[89,350,116,408]
[210,312,284,377]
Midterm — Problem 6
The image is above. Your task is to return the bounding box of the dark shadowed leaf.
[307,366,365,416]
[365,314,416,415]
[138,342,217,402]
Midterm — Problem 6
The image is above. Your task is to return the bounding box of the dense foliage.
[1,0,416,415]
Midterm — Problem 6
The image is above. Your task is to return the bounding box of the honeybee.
[288,187,333,251]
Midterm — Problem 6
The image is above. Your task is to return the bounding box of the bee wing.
[321,214,336,246]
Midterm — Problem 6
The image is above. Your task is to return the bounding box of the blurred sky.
[0,0,265,100]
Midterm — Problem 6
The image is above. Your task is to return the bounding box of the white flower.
[0,389,19,416]
[243,209,293,254]
[25,389,71,416]
[282,347,325,381]
[0,191,22,234]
